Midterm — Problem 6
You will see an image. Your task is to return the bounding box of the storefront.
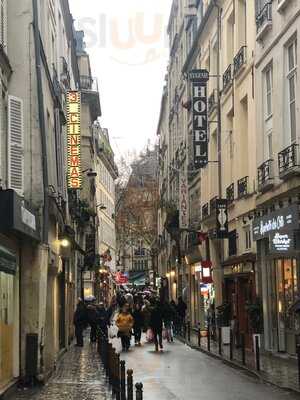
[0,242,19,392]
[253,205,300,355]
[223,255,256,348]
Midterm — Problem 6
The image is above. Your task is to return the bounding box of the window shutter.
[8,95,24,195]
[0,0,7,48]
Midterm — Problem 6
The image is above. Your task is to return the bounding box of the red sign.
[201,260,213,284]
[114,272,129,284]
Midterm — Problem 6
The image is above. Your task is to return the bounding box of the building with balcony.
[254,0,300,356]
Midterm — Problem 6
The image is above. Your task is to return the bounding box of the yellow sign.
[67,91,82,189]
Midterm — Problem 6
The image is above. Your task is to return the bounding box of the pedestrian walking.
[177,296,187,334]
[96,302,110,339]
[162,301,175,342]
[73,299,87,347]
[133,303,144,346]
[116,303,134,352]
[149,299,164,352]
[86,302,98,343]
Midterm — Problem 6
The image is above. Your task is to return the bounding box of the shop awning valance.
[0,245,17,275]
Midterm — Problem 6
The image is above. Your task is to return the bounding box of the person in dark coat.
[96,302,110,339]
[132,303,144,346]
[177,296,187,333]
[149,299,164,352]
[162,301,175,342]
[87,303,98,343]
[73,299,87,347]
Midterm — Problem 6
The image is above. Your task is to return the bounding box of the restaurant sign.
[270,231,294,253]
[67,91,82,189]
[189,69,209,168]
[253,205,299,241]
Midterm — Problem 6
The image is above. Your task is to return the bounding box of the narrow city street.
[116,338,299,400]
[8,342,112,400]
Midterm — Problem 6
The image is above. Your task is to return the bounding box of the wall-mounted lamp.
[82,168,97,178]
[96,204,107,210]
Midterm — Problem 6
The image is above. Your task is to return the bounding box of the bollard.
[135,382,143,400]
[255,335,260,372]
[127,369,134,400]
[218,327,222,356]
[207,324,211,352]
[229,329,233,361]
[297,345,300,387]
[198,327,201,348]
[120,360,126,400]
[187,321,191,343]
[108,343,113,383]
[115,352,121,400]
[241,333,246,366]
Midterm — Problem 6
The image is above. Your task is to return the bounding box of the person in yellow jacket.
[116,303,134,351]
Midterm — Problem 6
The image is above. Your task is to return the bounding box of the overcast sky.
[69,0,172,160]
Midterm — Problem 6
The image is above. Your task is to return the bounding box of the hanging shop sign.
[189,69,209,168]
[201,260,213,284]
[270,231,294,253]
[216,199,229,239]
[67,91,82,189]
[252,205,299,241]
[179,171,189,229]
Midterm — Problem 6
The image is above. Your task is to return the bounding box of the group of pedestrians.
[73,291,188,353]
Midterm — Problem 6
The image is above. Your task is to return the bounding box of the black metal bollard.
[297,345,300,387]
[241,333,246,365]
[207,324,211,352]
[229,329,233,361]
[198,327,201,348]
[218,327,222,356]
[108,343,113,383]
[135,383,143,400]
[187,321,191,343]
[255,335,260,371]
[120,360,126,400]
[127,369,134,400]
[115,352,121,400]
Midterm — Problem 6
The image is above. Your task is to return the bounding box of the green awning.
[0,245,17,275]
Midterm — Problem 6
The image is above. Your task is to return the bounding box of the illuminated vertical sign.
[179,170,189,229]
[67,91,82,189]
[189,69,209,168]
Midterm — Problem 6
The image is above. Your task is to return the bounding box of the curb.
[176,336,300,395]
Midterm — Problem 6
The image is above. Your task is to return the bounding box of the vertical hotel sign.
[67,91,82,189]
[179,170,189,229]
[189,69,209,168]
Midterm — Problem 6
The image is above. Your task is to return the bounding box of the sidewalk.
[183,329,299,393]
[5,342,112,400]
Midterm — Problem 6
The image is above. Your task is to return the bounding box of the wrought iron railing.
[256,2,272,33]
[237,176,248,198]
[223,64,232,91]
[60,56,70,88]
[202,203,209,219]
[233,46,247,77]
[258,159,273,187]
[278,143,299,175]
[80,75,99,92]
[226,183,235,204]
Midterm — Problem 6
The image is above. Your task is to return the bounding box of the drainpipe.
[32,0,49,244]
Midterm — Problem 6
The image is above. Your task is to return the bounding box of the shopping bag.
[109,323,118,339]
[162,328,167,340]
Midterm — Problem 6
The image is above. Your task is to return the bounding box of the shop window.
[0,272,14,325]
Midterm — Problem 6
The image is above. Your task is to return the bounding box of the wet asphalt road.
[7,336,300,400]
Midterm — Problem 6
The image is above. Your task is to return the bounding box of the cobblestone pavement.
[112,335,299,400]
[8,342,112,400]
[186,329,299,392]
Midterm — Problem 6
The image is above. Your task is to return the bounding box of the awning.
[129,271,147,286]
[0,245,17,275]
[222,252,256,267]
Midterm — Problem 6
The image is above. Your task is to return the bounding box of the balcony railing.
[60,57,70,88]
[223,64,232,92]
[233,46,247,77]
[278,143,300,178]
[202,203,209,219]
[208,90,217,115]
[256,2,272,39]
[226,183,235,204]
[258,159,274,191]
[80,75,99,92]
[237,176,248,198]
[210,196,218,215]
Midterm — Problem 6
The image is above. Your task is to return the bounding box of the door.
[276,259,286,352]
[58,265,66,350]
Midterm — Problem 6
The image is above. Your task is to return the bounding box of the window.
[265,66,273,118]
[287,40,297,142]
[228,230,237,256]
[244,226,252,251]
